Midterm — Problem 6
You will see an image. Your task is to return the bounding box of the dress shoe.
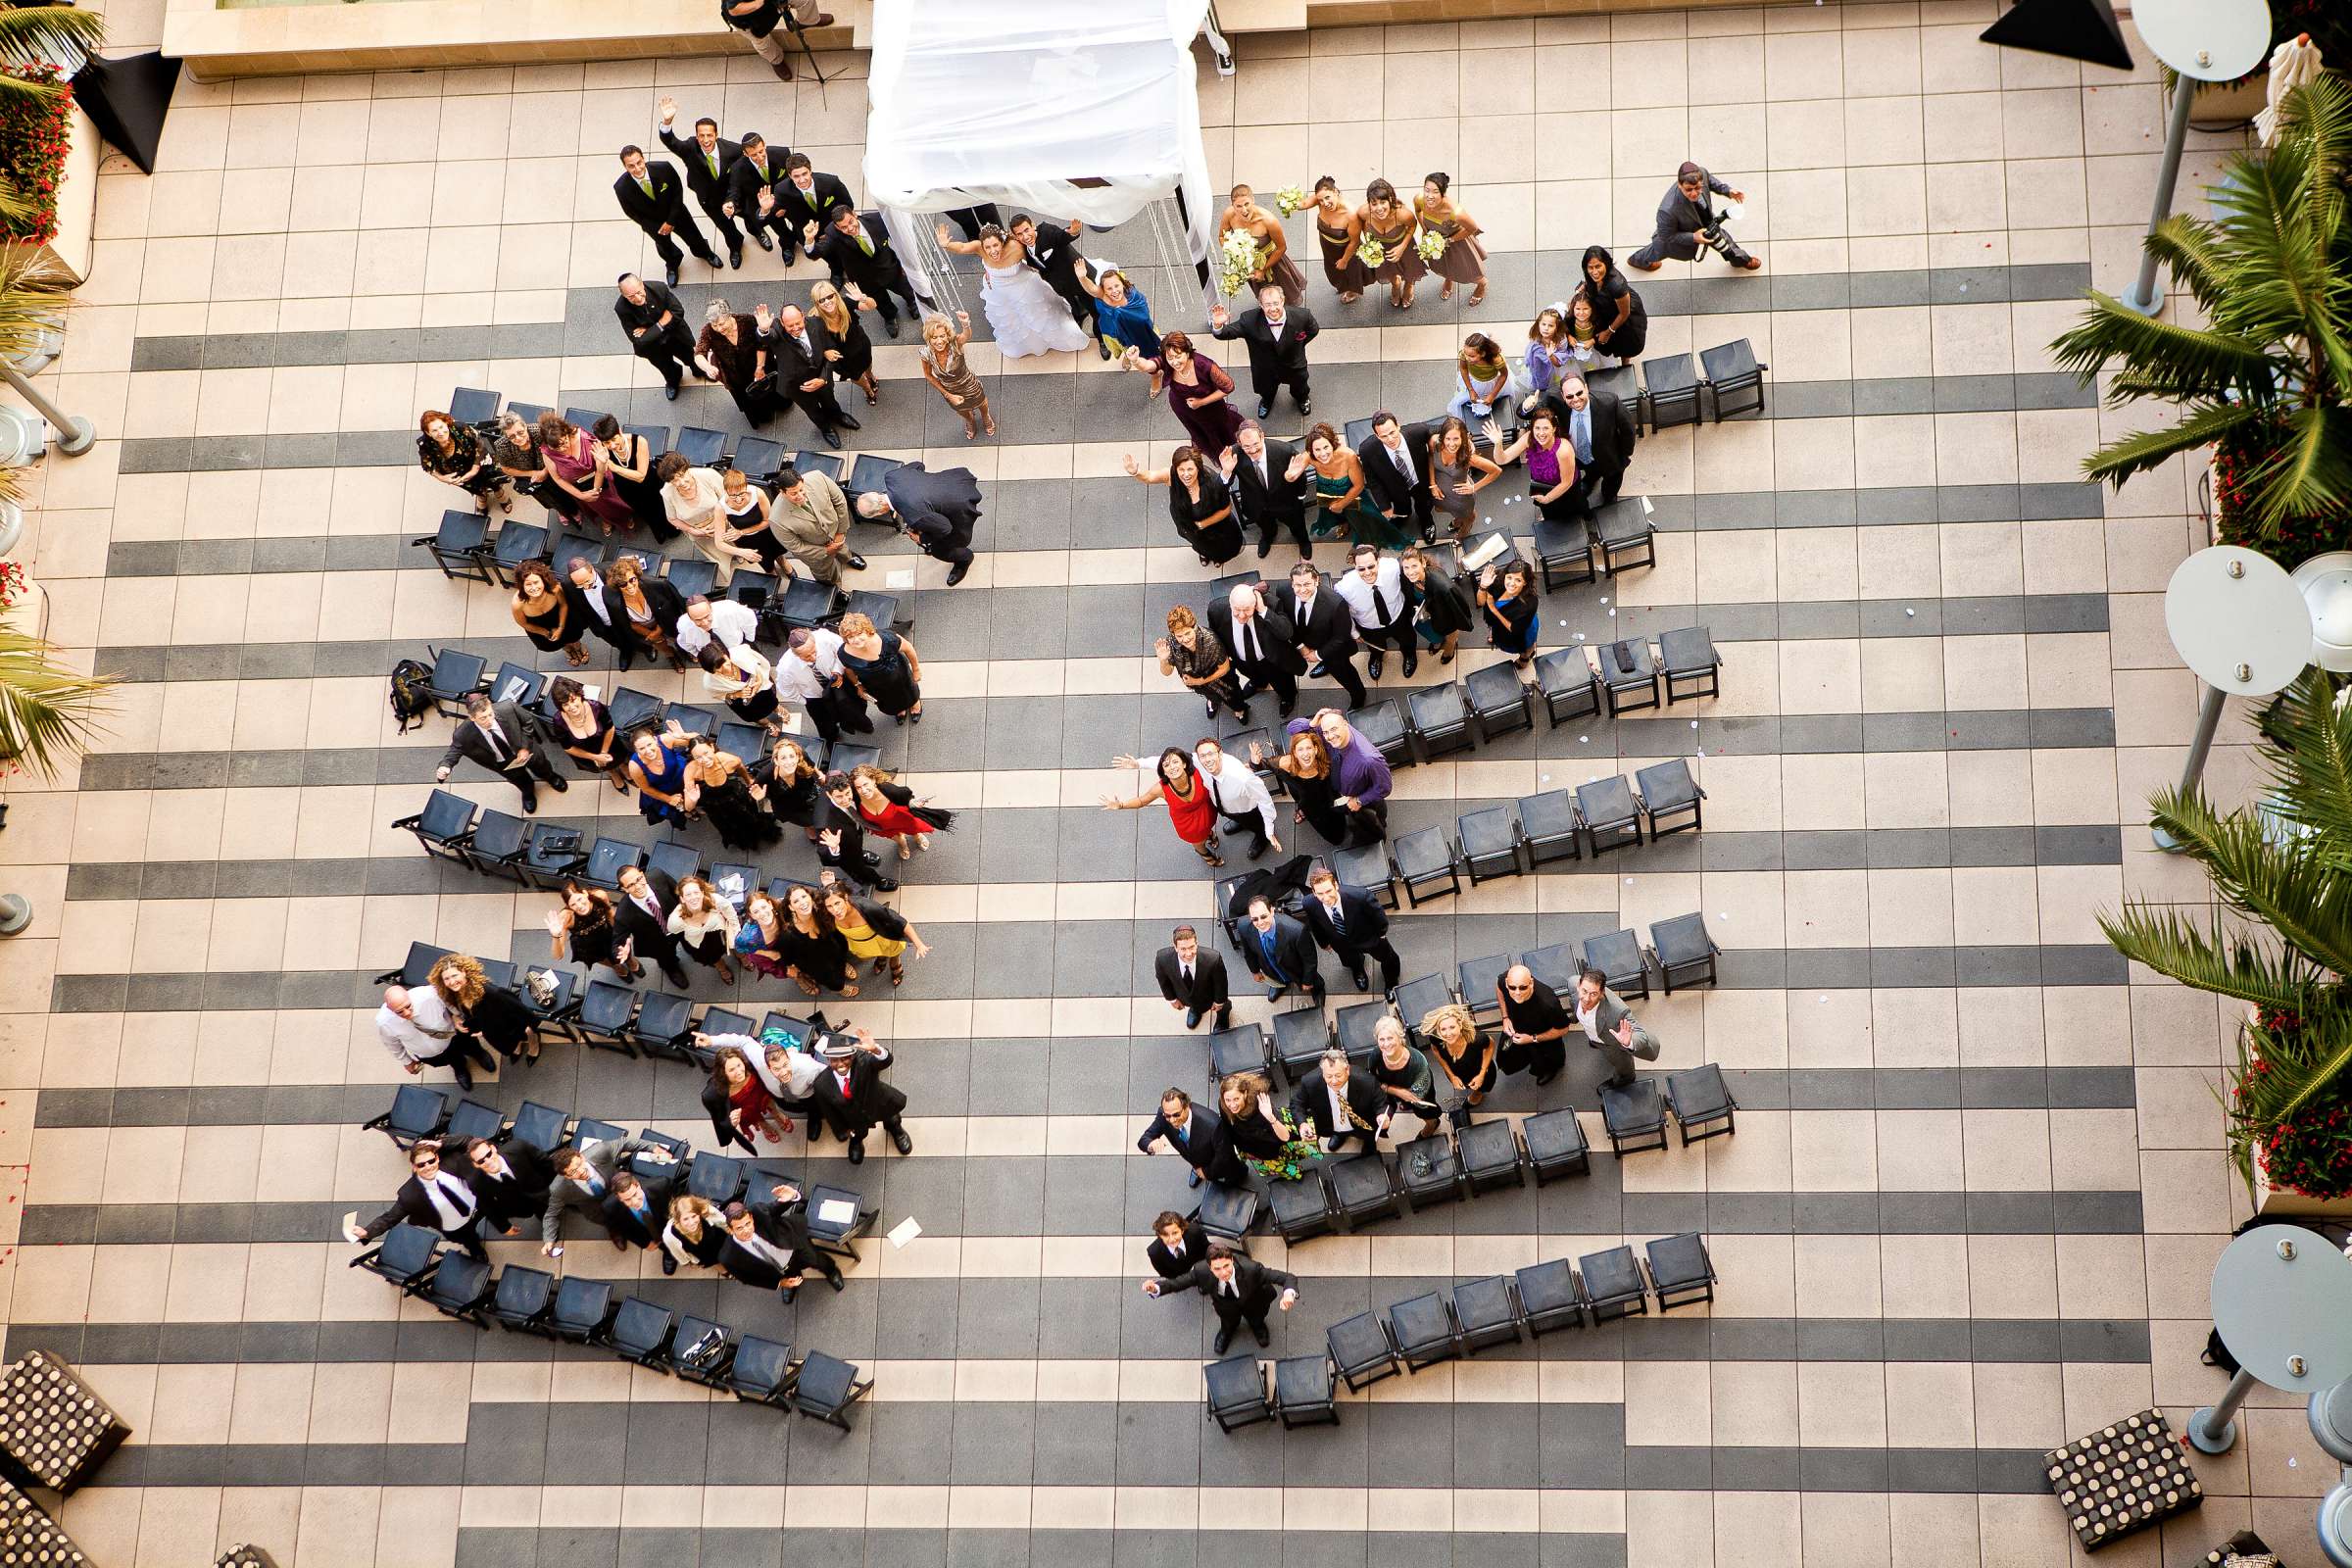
[662,967,691,989]
[1255,400,1271,419]
[836,413,861,431]
[1307,660,1328,678]
[880,315,901,339]
[1212,1329,1234,1356]
[1629,256,1661,271]
[829,1274,847,1292]
[845,552,867,570]
[770,58,795,80]
[944,561,971,586]
[874,876,900,892]
[1532,1069,1559,1087]
[1350,967,1369,992]
[1250,1322,1271,1348]
[662,1251,678,1276]
[1098,336,1112,361]
[610,1235,628,1252]
[1264,985,1285,1003]
[890,1127,912,1154]
[846,1135,865,1164]
[820,427,843,448]
[728,244,744,269]
[1298,398,1311,416]
[548,775,568,792]
[1366,653,1385,681]
[1400,651,1418,678]
[520,794,539,814]
[663,263,680,288]
[1185,1007,1202,1029]
[663,382,680,402]
[1188,1168,1203,1189]
[753,228,775,252]
[1739,256,1762,270]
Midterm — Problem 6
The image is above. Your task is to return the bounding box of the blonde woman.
[917,312,994,440]
[808,280,880,406]
[656,451,761,587]
[665,873,741,984]
[662,1194,730,1271]
[1419,1001,1495,1107]
[931,221,1093,358]
[430,953,539,1065]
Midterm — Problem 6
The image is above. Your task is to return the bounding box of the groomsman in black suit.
[1301,865,1401,993]
[1207,581,1305,717]
[1008,213,1096,343]
[1146,1212,1211,1279]
[613,145,717,288]
[854,461,982,584]
[723,131,791,257]
[780,152,855,248]
[613,272,701,400]
[810,209,919,337]
[1208,282,1318,420]
[463,1137,555,1239]
[766,304,859,448]
[655,97,745,268]
[1221,420,1311,561]
[1136,1090,1229,1189]
[1355,411,1437,544]
[612,863,694,989]
[434,693,566,812]
[1261,561,1367,710]
[1152,926,1231,1031]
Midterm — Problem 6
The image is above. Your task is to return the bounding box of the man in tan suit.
[768,465,863,584]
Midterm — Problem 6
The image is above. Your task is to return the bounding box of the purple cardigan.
[1286,717,1393,806]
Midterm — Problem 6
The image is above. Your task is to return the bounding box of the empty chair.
[548,1277,615,1344]
[1396,1131,1463,1209]
[791,1350,873,1431]
[491,519,550,583]
[421,1254,495,1326]
[1534,648,1599,725]
[351,1222,440,1294]
[1208,1023,1274,1089]
[716,720,767,763]
[606,686,665,736]
[581,837,644,892]
[666,705,721,743]
[507,1101,570,1153]
[1350,698,1414,769]
[1272,1354,1339,1428]
[769,574,843,633]
[1521,1107,1592,1184]
[846,453,905,500]
[803,1184,874,1259]
[1388,1291,1463,1372]
[1267,1172,1339,1245]
[1599,1077,1669,1156]
[1663,1063,1738,1145]
[1271,1008,1333,1082]
[1332,841,1396,910]
[673,425,727,468]
[487,662,543,710]
[1466,662,1534,740]
[1592,496,1658,575]
[1651,911,1720,993]
[663,554,720,603]
[1635,759,1705,839]
[1407,682,1474,760]
[1581,926,1649,999]
[1515,1259,1586,1336]
[381,940,454,989]
[631,1129,692,1179]
[1453,1275,1522,1354]
[1575,776,1643,858]
[448,385,501,425]
[393,789,479,867]
[609,1297,677,1368]
[821,738,884,777]
[1595,637,1658,714]
[1393,974,1454,1030]
[727,1336,800,1407]
[1641,353,1701,430]
[1394,826,1463,907]
[1327,1152,1399,1228]
[364,1084,452,1149]
[668,1316,737,1388]
[732,435,787,481]
[627,991,696,1060]
[571,1116,628,1147]
[645,841,702,889]
[1333,1004,1390,1066]
[1644,1232,1718,1311]
[1530,513,1595,589]
[1457,804,1523,885]
[728,567,776,610]
[840,588,906,635]
[1457,953,1511,1026]
[686,1152,750,1205]
[1520,942,1580,998]
[697,1009,754,1050]
[424,647,489,716]
[1700,337,1767,420]
[1203,1355,1274,1435]
[1657,625,1722,704]
[1457,1117,1527,1193]
[419,509,496,583]
[1195,1182,1260,1246]
[1580,1245,1648,1323]
[488,1265,557,1334]
[1585,363,1642,427]
[445,1098,507,1147]
[504,400,551,428]
[1518,789,1581,867]
[1326,1310,1401,1394]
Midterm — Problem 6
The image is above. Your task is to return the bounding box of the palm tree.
[2100,668,2352,1194]
[0,3,106,235]
[2050,75,2352,537]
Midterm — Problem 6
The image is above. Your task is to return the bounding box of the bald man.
[1206,580,1304,718]
[1495,964,1573,1087]
[375,985,498,1089]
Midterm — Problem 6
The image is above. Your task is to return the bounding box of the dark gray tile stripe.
[123,257,2095,372]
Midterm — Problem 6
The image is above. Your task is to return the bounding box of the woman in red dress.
[1100,746,1224,868]
[707,1044,791,1151]
[848,763,955,860]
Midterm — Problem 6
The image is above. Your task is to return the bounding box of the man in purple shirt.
[1286,708,1391,846]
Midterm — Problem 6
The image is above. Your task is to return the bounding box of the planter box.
[33,105,100,286]
[2254,1161,2352,1218]
[2192,71,2270,129]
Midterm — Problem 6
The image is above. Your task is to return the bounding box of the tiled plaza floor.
[0,4,2316,1565]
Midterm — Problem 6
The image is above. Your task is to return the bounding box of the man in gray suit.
[1573,965,1660,1087]
[541,1136,676,1254]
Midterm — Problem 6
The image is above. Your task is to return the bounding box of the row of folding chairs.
[1588,337,1767,435]
[350,1221,871,1428]
[357,1078,872,1253]
[1205,1232,1718,1433]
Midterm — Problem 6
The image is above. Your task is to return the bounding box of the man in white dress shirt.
[375,985,497,1090]
[673,594,761,661]
[1331,543,1417,682]
[1191,737,1281,862]
[773,625,871,742]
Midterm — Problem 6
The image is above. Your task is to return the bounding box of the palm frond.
[2259,670,2352,860]
[2049,294,2282,404]
[2098,903,2320,1010]
[0,630,112,783]
[2077,400,2258,488]
[2238,402,2352,525]
[0,5,104,72]
[0,246,74,370]
[2147,782,2352,979]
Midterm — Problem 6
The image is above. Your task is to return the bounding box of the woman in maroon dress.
[1122,330,1244,462]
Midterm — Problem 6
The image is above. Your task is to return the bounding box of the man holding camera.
[1629,161,1758,272]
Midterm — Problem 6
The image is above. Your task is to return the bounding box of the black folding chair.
[1534,648,1599,725]
[424,647,489,717]
[1700,338,1768,420]
[506,1101,570,1153]
[673,426,727,468]
[1204,1355,1274,1434]
[1657,625,1722,704]
[629,992,697,1060]
[1394,826,1462,907]
[419,509,496,584]
[1635,759,1705,839]
[488,1265,557,1334]
[791,1351,873,1430]
[1651,912,1721,994]
[1465,662,1534,741]
[1575,776,1643,858]
[363,1084,452,1149]
[1519,789,1581,867]
[1581,927,1648,1000]
[421,1255,495,1326]
[727,1336,800,1407]
[351,1222,440,1295]
[393,789,479,867]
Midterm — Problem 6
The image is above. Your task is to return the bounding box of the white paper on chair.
[886,570,916,590]
[887,1216,923,1249]
[779,710,804,734]
[1461,534,1509,572]
[1640,497,1654,515]
[817,1199,858,1226]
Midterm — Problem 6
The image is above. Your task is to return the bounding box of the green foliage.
[0,4,105,235]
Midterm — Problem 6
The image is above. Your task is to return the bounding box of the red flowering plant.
[0,62,73,247]
[2234,1006,2352,1200]
[2214,417,2352,569]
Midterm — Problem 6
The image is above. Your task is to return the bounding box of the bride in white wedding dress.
[932,222,1094,359]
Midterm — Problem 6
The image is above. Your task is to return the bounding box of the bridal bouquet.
[1353,235,1386,270]
[1272,184,1308,216]
[1414,227,1446,262]
[1217,228,1265,298]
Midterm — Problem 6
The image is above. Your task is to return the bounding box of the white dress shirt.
[376,990,457,1068]
[773,627,849,705]
[1196,750,1278,840]
[674,598,760,658]
[730,1223,798,1275]
[419,1172,477,1231]
[1380,436,1416,484]
[1333,558,1406,631]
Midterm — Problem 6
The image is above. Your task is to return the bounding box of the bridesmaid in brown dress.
[1415,172,1488,306]
[1309,176,1366,304]
[1356,177,1425,311]
[1217,184,1306,306]
[918,312,995,440]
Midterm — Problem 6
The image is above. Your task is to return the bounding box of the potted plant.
[2192,3,2352,126]
[2051,76,2350,564]
[2101,671,2352,1213]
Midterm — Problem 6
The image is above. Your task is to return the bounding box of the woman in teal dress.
[1298,421,1413,549]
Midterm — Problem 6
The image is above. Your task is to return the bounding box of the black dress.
[608,432,676,541]
[515,584,590,654]
[667,1218,729,1267]
[564,906,624,970]
[1580,268,1647,361]
[700,766,782,853]
[1284,765,1351,846]
[453,985,535,1060]
[698,316,777,426]
[1404,565,1477,644]
[553,700,622,776]
[779,919,856,990]
[817,309,874,381]
[419,426,501,498]
[1168,471,1243,565]
[841,631,918,717]
[754,760,823,827]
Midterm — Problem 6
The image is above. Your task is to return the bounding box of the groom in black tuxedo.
[1009,213,1098,348]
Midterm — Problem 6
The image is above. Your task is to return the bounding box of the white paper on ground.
[888,1216,923,1248]
[886,569,917,590]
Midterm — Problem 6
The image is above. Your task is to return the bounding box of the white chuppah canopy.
[861,0,1219,306]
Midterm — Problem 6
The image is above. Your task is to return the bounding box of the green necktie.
[637,175,654,197]
[857,232,873,256]
[708,151,719,178]
[805,187,819,211]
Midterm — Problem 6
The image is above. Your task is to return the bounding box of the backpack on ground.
[389,659,436,733]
